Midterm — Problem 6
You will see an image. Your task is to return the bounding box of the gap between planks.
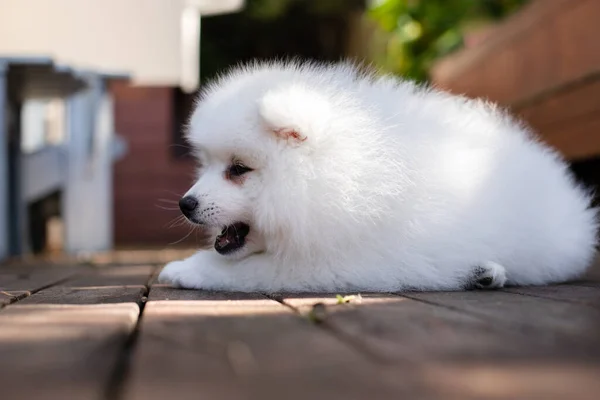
[104,267,160,400]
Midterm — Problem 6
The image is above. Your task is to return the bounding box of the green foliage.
[368,0,529,81]
[246,0,292,20]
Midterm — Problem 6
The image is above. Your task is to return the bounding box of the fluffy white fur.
[159,60,598,292]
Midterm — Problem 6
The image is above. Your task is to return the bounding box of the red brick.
[111,83,197,247]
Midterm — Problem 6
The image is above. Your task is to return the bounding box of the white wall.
[0,0,186,87]
[0,0,245,90]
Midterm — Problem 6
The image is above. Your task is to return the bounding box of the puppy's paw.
[157,260,201,289]
[468,261,507,290]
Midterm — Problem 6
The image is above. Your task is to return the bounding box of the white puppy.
[159,61,598,292]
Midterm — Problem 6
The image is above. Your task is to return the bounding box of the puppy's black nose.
[179,196,199,217]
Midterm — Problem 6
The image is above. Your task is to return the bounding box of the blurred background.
[0,0,598,263]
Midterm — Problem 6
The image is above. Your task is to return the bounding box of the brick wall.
[111,82,197,247]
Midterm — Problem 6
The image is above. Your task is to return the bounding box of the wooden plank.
[0,265,155,399]
[0,266,77,307]
[413,360,600,400]
[280,293,600,400]
[123,286,430,400]
[71,265,158,286]
[517,78,600,128]
[281,293,600,361]
[515,78,600,160]
[0,265,77,289]
[281,294,535,362]
[0,303,140,399]
[402,290,600,348]
[15,265,156,305]
[571,281,600,289]
[503,284,600,309]
[540,114,600,160]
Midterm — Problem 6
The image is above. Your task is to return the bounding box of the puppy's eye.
[226,162,253,180]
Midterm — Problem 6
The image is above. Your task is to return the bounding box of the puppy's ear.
[258,85,330,145]
[272,127,307,143]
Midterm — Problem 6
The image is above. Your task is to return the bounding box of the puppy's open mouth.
[215,222,250,255]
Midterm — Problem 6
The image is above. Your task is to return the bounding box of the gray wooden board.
[571,281,600,289]
[67,265,158,287]
[280,293,600,400]
[14,265,157,305]
[123,286,453,400]
[0,266,77,306]
[0,303,140,399]
[503,284,600,308]
[280,294,561,361]
[0,265,155,399]
[402,289,600,346]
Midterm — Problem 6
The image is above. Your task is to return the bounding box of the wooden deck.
[1,258,600,400]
